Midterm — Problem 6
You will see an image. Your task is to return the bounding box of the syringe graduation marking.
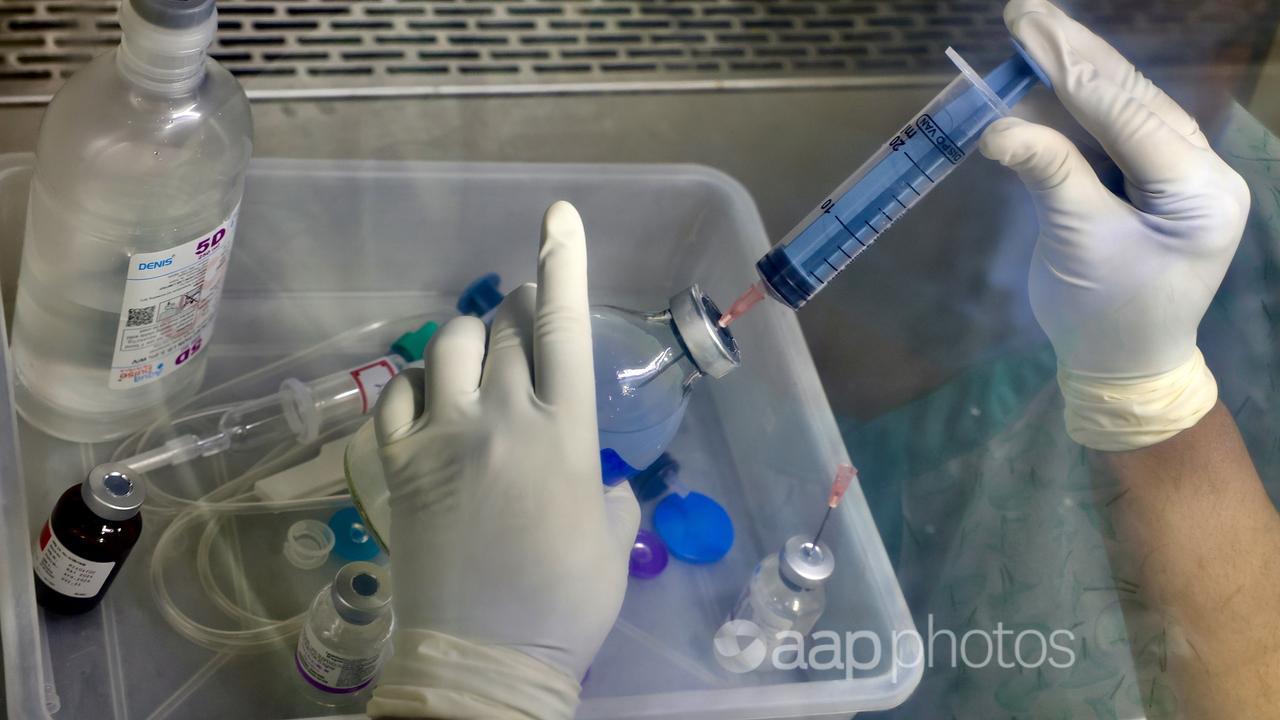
[903,151,934,184]
[832,214,868,248]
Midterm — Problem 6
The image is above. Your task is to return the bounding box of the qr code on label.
[126,306,155,327]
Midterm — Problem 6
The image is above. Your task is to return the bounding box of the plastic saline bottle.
[9,0,253,442]
[34,464,145,615]
[296,562,394,706]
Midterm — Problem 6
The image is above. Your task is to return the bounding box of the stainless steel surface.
[0,0,1274,104]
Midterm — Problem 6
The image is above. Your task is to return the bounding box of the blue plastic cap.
[600,448,639,486]
[457,273,505,318]
[390,321,439,362]
[329,506,382,562]
[653,491,734,564]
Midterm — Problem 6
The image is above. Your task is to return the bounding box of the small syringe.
[718,45,1047,328]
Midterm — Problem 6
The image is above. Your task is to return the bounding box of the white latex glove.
[366,201,640,719]
[980,0,1250,450]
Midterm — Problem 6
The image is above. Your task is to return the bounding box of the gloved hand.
[980,0,1249,450]
[366,201,640,719]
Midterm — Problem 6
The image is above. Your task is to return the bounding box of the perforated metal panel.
[0,0,1273,102]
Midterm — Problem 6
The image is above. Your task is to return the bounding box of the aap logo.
[713,619,767,674]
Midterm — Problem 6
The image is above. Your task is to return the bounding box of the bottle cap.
[331,561,392,625]
[653,491,734,564]
[81,464,146,522]
[779,535,834,589]
[668,285,740,379]
[629,529,669,579]
[390,321,439,363]
[457,273,505,318]
[283,520,336,570]
[328,506,381,562]
[129,0,215,29]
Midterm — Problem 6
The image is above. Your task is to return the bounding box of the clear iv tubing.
[131,314,446,653]
[729,46,1047,318]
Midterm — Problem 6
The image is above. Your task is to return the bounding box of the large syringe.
[719,45,1048,325]
[92,321,437,480]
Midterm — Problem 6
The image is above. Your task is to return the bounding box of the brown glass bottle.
[34,463,144,615]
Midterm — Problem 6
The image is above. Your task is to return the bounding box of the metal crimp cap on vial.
[82,463,146,522]
[130,0,215,29]
[668,285,741,379]
[779,535,834,589]
[331,561,392,625]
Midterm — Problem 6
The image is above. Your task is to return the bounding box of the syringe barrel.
[758,51,1040,310]
[281,355,406,444]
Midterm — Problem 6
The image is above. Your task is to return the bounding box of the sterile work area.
[2,0,1280,718]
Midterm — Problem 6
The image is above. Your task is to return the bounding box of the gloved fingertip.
[429,315,488,357]
[1003,0,1058,33]
[374,367,426,443]
[542,200,585,248]
[977,116,1031,162]
[1004,0,1066,82]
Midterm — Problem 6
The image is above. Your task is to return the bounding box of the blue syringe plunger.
[755,48,1043,311]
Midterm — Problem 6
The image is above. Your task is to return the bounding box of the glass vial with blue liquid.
[458,275,741,483]
[593,285,741,484]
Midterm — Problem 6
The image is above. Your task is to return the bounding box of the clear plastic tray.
[0,155,918,719]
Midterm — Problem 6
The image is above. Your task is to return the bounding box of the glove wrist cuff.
[368,628,581,720]
[1059,347,1218,452]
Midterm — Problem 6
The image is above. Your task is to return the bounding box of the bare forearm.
[1095,401,1280,716]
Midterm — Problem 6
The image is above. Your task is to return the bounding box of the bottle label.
[108,206,240,389]
[350,357,399,414]
[295,623,382,693]
[34,521,115,599]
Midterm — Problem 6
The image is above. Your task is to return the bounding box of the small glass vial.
[34,464,145,615]
[296,561,393,706]
[729,535,835,653]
